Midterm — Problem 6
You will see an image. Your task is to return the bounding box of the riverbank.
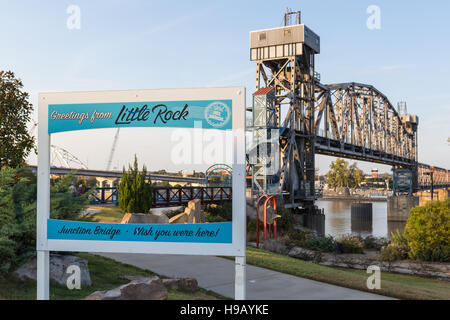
[318,195,387,202]
[243,246,450,300]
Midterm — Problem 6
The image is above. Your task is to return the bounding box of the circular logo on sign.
[204,101,231,128]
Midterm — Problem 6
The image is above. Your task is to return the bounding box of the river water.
[154,201,405,239]
[316,199,405,239]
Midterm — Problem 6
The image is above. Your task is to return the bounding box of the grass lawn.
[244,246,450,300]
[0,253,225,300]
[89,206,124,223]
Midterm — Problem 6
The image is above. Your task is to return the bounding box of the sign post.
[37,87,246,300]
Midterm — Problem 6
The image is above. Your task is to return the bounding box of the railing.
[89,187,118,205]
[89,186,232,208]
[152,186,232,208]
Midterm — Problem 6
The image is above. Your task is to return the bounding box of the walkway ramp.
[97,252,393,300]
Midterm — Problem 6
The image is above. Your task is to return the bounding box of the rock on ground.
[14,254,92,286]
[85,276,199,300]
[85,278,167,300]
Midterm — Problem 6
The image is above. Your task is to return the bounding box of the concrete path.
[97,253,393,300]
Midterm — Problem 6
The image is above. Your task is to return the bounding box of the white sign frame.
[37,87,247,300]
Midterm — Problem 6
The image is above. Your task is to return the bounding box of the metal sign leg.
[37,250,50,300]
[235,255,246,300]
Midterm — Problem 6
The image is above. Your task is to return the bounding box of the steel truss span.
[249,13,448,203]
[314,82,417,167]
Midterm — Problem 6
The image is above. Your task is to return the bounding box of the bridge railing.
[88,186,233,207]
[89,187,118,205]
[152,186,232,207]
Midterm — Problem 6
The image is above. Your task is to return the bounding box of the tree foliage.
[404,199,450,262]
[0,167,90,278]
[118,156,152,213]
[325,158,364,188]
[0,71,35,168]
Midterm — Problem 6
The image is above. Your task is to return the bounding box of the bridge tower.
[248,10,324,232]
[393,101,419,194]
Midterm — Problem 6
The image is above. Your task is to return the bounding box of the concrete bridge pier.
[351,203,373,233]
[387,195,419,222]
[293,206,325,237]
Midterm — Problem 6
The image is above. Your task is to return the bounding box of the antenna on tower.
[284,8,301,26]
[397,101,407,114]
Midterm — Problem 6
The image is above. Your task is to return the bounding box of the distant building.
[181,169,195,177]
[315,174,326,190]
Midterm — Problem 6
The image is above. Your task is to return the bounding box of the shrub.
[378,231,409,261]
[275,207,293,232]
[361,235,390,251]
[302,236,337,252]
[0,167,91,278]
[203,203,232,222]
[118,155,153,214]
[337,235,364,253]
[246,217,263,242]
[0,168,19,277]
[162,207,185,220]
[404,199,450,262]
[205,212,227,223]
[283,228,314,247]
[378,242,409,262]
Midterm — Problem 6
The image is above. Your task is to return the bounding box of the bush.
[203,203,232,222]
[0,168,19,277]
[275,207,294,232]
[302,236,337,252]
[118,156,152,214]
[378,243,409,262]
[361,235,390,251]
[337,235,364,253]
[378,231,409,262]
[0,167,91,278]
[403,199,450,262]
[162,207,185,220]
[246,217,263,242]
[282,229,313,247]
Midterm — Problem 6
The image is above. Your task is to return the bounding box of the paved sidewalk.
[97,253,393,300]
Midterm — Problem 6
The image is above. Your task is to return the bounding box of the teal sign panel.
[48,219,232,243]
[48,100,232,133]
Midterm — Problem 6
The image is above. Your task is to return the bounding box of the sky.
[0,0,449,174]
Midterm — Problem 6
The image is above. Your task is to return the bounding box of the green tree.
[349,162,364,188]
[0,167,91,278]
[86,177,98,189]
[0,71,35,168]
[404,199,450,262]
[325,158,363,188]
[118,156,153,213]
[0,168,19,276]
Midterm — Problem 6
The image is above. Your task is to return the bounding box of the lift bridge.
[247,11,449,217]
